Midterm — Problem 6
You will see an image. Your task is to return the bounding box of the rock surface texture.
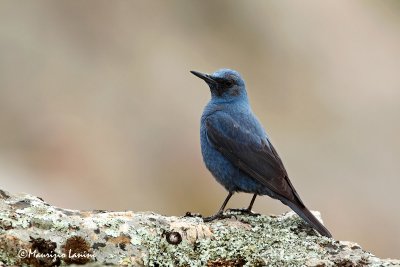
[0,189,398,267]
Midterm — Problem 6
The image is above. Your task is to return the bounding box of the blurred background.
[1,0,399,259]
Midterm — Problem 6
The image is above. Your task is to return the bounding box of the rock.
[0,189,398,266]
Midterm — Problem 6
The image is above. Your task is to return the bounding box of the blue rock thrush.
[190,68,332,238]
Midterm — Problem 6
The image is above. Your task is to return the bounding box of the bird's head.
[191,69,247,102]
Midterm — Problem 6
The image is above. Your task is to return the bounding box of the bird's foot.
[203,212,233,222]
[183,211,202,218]
[226,208,260,217]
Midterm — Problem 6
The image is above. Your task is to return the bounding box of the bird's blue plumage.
[200,69,274,195]
[201,103,274,195]
[191,68,332,237]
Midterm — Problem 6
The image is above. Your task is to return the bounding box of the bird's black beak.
[190,70,216,84]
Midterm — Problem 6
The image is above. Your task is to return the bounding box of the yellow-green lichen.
[137,211,333,267]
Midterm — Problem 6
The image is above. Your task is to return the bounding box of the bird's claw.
[183,211,202,218]
[226,208,260,217]
[203,212,235,222]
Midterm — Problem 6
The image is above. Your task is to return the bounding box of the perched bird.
[191,68,332,238]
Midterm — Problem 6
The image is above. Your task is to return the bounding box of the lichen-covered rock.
[0,189,398,266]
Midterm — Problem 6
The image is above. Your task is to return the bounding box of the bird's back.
[200,101,273,193]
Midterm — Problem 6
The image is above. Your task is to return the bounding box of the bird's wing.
[205,113,303,205]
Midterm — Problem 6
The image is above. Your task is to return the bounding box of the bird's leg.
[247,193,257,211]
[227,194,260,216]
[203,192,234,222]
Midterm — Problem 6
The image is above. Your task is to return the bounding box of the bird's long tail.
[286,201,332,238]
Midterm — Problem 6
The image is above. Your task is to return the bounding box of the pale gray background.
[1,1,399,258]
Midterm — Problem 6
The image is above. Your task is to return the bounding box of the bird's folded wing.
[205,113,299,203]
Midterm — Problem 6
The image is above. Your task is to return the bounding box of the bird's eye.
[224,80,233,87]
